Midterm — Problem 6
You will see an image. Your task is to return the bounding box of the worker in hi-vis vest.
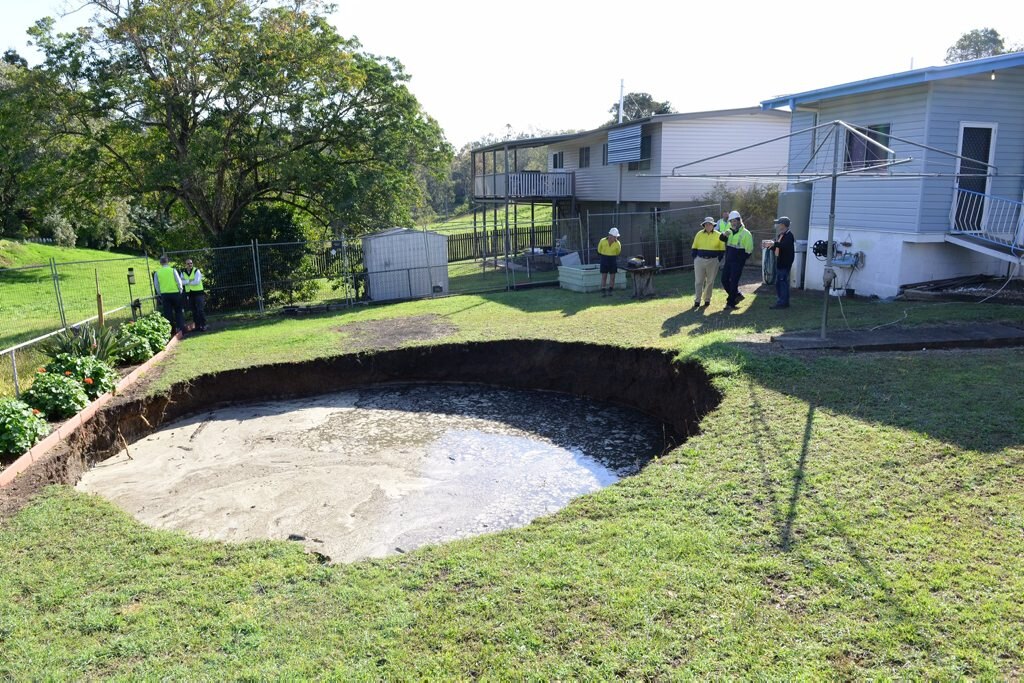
[152,254,186,336]
[718,210,754,310]
[716,209,730,234]
[180,257,207,332]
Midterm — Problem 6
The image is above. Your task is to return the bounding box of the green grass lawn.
[0,240,152,349]
[2,273,1023,678]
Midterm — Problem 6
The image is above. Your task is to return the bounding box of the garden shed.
[362,228,449,301]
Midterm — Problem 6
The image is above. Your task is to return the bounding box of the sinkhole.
[78,384,667,562]
[35,341,718,562]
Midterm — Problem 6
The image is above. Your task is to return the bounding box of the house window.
[627,135,652,171]
[578,146,590,168]
[602,143,608,166]
[552,151,564,169]
[845,124,891,170]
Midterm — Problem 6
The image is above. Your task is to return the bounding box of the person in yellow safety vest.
[597,227,622,297]
[716,210,731,234]
[690,217,725,308]
[180,257,207,332]
[718,210,754,310]
[152,255,186,336]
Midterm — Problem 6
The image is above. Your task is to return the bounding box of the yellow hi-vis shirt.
[691,230,725,254]
[597,237,621,256]
[726,227,754,254]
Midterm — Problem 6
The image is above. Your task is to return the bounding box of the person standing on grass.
[597,227,622,297]
[180,258,208,331]
[153,255,186,336]
[719,210,754,310]
[690,217,725,308]
[763,216,795,309]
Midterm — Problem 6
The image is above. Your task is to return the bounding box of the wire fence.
[3,209,782,397]
[582,203,777,271]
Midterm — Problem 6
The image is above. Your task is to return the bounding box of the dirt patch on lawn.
[337,314,458,350]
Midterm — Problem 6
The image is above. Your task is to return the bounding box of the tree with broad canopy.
[28,0,451,240]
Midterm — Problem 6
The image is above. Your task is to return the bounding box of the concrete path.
[773,322,1024,351]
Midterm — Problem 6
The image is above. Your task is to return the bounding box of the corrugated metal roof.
[362,227,445,240]
[761,51,1024,110]
[471,107,784,153]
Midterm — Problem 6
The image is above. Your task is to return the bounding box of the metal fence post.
[50,258,68,330]
[653,209,661,266]
[252,239,265,314]
[9,350,19,398]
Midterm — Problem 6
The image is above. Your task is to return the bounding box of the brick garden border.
[0,335,181,489]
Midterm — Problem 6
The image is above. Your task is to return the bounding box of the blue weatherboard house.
[761,52,1024,298]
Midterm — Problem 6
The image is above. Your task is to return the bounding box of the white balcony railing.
[473,172,574,199]
[949,188,1024,252]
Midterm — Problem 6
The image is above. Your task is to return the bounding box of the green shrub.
[0,398,50,457]
[22,371,89,421]
[115,312,171,365]
[44,354,119,400]
[39,323,122,362]
[116,334,154,365]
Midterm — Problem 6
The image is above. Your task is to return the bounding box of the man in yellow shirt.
[690,217,725,308]
[597,227,622,297]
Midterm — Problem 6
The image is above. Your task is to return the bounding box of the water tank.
[777,182,812,241]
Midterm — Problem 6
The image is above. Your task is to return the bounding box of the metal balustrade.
[473,172,574,199]
[950,188,1024,252]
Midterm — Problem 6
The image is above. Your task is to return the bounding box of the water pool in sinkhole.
[77,384,666,562]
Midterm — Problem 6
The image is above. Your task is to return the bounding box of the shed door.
[953,124,995,231]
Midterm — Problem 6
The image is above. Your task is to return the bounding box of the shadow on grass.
[698,339,1023,453]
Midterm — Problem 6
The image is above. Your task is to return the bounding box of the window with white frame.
[578,146,590,168]
[627,135,652,171]
[844,124,891,170]
[552,151,564,169]
[601,143,608,166]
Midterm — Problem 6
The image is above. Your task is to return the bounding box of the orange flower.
[32,409,41,415]
[64,371,72,376]
[37,367,45,373]
[84,377,94,385]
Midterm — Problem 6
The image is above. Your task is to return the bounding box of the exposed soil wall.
[1,341,719,517]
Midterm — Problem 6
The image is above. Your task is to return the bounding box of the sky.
[2,0,1020,149]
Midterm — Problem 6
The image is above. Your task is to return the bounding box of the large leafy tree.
[944,28,1018,63]
[607,92,673,124]
[30,0,451,240]
[1,50,144,246]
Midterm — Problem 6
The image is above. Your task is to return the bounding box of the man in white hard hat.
[597,227,622,296]
[718,210,754,309]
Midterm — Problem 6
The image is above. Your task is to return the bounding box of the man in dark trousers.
[764,216,795,309]
[152,255,186,336]
[719,210,754,309]
[180,257,207,331]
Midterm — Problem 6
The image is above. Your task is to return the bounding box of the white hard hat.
[608,227,620,237]
[728,210,742,221]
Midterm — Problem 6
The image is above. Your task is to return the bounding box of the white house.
[473,107,791,214]
[761,52,1024,298]
[471,107,791,266]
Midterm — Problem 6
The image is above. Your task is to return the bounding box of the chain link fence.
[1,254,159,398]
[3,218,585,396]
[584,204,778,272]
[3,208,783,398]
